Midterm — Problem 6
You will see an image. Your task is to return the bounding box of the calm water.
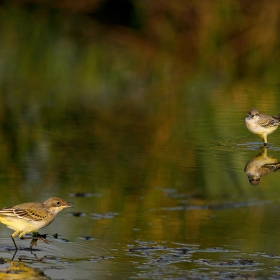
[1,2,280,278]
[0,84,280,279]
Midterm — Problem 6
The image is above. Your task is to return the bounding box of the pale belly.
[245,120,278,135]
[0,216,52,233]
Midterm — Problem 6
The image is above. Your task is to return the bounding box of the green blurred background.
[1,1,280,278]
[0,0,279,201]
[0,0,279,199]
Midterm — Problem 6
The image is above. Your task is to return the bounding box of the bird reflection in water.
[244,147,280,185]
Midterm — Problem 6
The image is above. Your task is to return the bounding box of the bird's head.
[247,108,260,119]
[43,197,73,215]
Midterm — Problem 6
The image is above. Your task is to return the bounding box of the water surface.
[0,84,280,279]
[1,5,280,278]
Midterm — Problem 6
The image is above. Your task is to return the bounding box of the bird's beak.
[66,202,74,208]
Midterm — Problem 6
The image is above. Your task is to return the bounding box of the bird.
[245,108,280,146]
[0,197,72,250]
[244,146,280,185]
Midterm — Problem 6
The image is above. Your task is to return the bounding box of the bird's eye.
[56,201,61,206]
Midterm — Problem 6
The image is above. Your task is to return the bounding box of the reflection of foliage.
[0,2,279,207]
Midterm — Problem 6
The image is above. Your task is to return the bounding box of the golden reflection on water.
[0,260,49,280]
[244,147,280,185]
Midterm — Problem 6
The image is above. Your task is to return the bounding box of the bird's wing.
[258,115,280,127]
[0,207,45,221]
[22,209,47,221]
[0,207,18,217]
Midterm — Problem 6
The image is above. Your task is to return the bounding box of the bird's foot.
[20,233,50,249]
[30,233,50,248]
[30,236,50,250]
[37,236,50,244]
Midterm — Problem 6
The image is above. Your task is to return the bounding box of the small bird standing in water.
[245,108,280,146]
[0,197,72,250]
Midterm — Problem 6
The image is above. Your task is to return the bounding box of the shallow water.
[0,84,280,279]
[0,2,280,278]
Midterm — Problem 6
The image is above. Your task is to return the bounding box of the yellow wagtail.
[0,197,72,250]
[245,108,280,146]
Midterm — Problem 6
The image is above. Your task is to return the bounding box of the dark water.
[0,84,280,279]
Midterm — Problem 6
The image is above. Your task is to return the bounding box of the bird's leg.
[30,237,39,250]
[19,233,49,242]
[11,250,18,261]
[11,236,18,251]
[19,236,50,243]
[29,235,50,251]
[19,233,50,250]
[32,232,50,244]
[263,134,268,146]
